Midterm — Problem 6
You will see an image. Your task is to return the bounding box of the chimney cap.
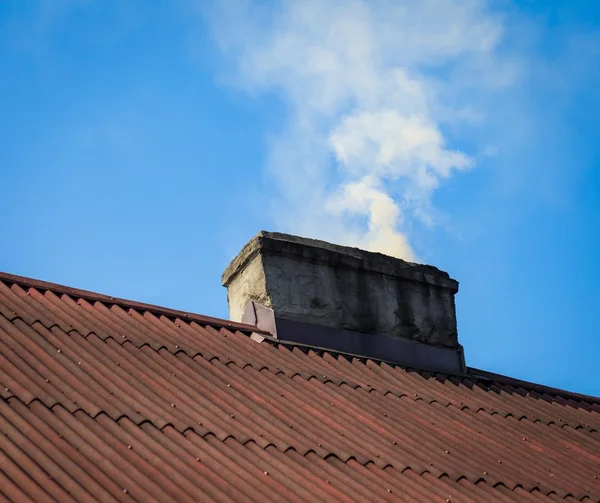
[222,230,457,292]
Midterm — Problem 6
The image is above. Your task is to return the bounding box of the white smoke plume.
[208,0,513,261]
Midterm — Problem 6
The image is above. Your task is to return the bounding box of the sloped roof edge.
[0,271,266,335]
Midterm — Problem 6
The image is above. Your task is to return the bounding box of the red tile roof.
[1,270,599,502]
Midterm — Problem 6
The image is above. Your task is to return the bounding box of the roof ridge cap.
[467,366,600,403]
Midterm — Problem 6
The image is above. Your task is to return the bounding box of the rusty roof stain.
[0,270,599,502]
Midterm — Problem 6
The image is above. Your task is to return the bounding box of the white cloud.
[208,0,514,260]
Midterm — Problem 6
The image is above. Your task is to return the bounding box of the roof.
[0,271,599,503]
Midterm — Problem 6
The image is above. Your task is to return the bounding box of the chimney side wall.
[262,253,458,348]
[226,254,271,323]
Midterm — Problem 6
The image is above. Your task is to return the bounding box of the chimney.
[222,231,464,374]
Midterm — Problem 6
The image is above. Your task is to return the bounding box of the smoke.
[208,0,513,261]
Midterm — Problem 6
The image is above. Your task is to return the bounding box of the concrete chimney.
[222,231,464,373]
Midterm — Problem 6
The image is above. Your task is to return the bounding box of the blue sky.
[1,0,600,395]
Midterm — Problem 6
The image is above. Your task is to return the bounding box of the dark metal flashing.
[242,300,467,376]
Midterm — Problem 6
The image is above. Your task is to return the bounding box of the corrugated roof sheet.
[0,271,599,502]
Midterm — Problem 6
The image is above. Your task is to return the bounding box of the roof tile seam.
[341,460,598,500]
[264,338,600,406]
[2,312,63,333]
[6,395,600,499]
[72,329,217,361]
[13,307,596,414]
[9,317,600,423]
[4,362,598,440]
[47,326,600,420]
[5,329,599,434]
[210,359,600,421]
[3,395,599,501]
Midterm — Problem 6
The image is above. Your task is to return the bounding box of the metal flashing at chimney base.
[243,300,466,375]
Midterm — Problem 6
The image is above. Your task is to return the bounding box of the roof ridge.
[0,270,267,335]
[467,366,600,404]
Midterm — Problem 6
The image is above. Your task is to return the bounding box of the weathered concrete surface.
[222,231,460,348]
